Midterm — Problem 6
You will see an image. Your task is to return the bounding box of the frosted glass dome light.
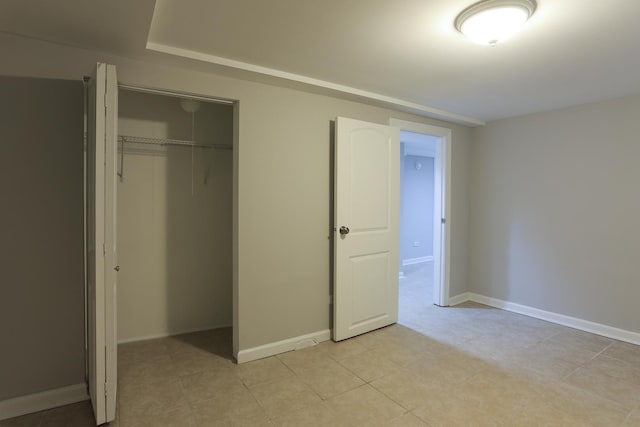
[455,0,536,45]
[179,98,201,113]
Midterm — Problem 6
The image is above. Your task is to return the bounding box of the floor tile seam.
[565,359,640,387]
[547,337,615,356]
[540,346,603,368]
[286,371,326,402]
[323,384,409,421]
[585,341,616,364]
[554,376,637,414]
[560,360,590,382]
[239,369,297,391]
[407,408,434,427]
[326,349,369,365]
[367,380,417,412]
[596,353,640,372]
[277,358,302,384]
[383,408,415,424]
[331,357,373,384]
[513,401,599,427]
[268,400,335,424]
[257,384,327,422]
[584,359,640,382]
[456,374,541,404]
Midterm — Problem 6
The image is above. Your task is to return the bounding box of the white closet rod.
[118,134,232,150]
[117,135,232,180]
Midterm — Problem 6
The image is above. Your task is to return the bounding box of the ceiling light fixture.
[455,0,536,46]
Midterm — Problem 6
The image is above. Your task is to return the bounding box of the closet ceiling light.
[180,99,200,113]
[455,0,536,46]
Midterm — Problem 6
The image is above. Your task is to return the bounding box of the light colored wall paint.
[0,33,472,353]
[0,77,84,400]
[117,90,233,342]
[470,95,640,333]
[449,128,471,298]
[400,155,434,262]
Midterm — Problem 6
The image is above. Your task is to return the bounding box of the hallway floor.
[3,273,640,426]
[399,261,434,328]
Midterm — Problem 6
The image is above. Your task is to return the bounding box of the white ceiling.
[2,0,640,125]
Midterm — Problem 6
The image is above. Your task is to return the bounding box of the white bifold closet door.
[86,62,118,425]
[333,117,400,341]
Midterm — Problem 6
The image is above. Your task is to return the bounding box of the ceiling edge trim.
[146,41,485,127]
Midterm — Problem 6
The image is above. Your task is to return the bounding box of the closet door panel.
[87,62,118,425]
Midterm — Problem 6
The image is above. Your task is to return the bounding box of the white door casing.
[87,62,118,425]
[333,117,400,341]
[389,119,451,307]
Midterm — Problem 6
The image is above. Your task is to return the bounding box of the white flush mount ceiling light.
[455,0,536,46]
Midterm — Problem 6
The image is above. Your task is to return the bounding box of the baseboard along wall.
[0,383,88,421]
[236,329,331,364]
[401,256,434,267]
[449,292,640,346]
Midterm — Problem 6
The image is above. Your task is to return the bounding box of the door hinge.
[102,244,106,257]
[441,218,446,224]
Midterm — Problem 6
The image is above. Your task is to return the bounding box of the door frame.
[113,82,240,357]
[390,119,451,306]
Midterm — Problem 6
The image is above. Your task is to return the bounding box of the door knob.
[114,265,120,272]
[339,226,350,235]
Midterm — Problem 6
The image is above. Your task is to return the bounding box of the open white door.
[333,117,400,341]
[87,62,118,425]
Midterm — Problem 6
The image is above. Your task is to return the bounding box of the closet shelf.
[118,135,232,150]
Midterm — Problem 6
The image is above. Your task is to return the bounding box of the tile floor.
[3,264,640,426]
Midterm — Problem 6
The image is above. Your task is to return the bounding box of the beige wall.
[0,77,84,400]
[117,90,233,342]
[470,95,640,333]
[450,126,471,298]
[0,33,472,359]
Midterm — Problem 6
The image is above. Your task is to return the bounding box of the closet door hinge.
[103,244,106,257]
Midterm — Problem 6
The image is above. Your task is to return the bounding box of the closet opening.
[116,87,235,363]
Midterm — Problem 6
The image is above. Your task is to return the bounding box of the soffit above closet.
[0,1,155,54]
[3,0,640,124]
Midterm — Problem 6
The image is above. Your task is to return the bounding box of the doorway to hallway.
[390,119,452,325]
[399,131,437,325]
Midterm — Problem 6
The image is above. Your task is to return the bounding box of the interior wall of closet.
[117,89,233,343]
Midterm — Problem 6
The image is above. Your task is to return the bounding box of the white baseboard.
[236,329,331,364]
[0,383,88,421]
[448,292,471,306]
[402,256,434,266]
[118,323,232,344]
[455,292,640,346]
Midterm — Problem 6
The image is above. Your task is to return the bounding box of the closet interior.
[116,89,233,347]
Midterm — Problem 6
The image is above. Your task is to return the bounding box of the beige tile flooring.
[3,266,640,426]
